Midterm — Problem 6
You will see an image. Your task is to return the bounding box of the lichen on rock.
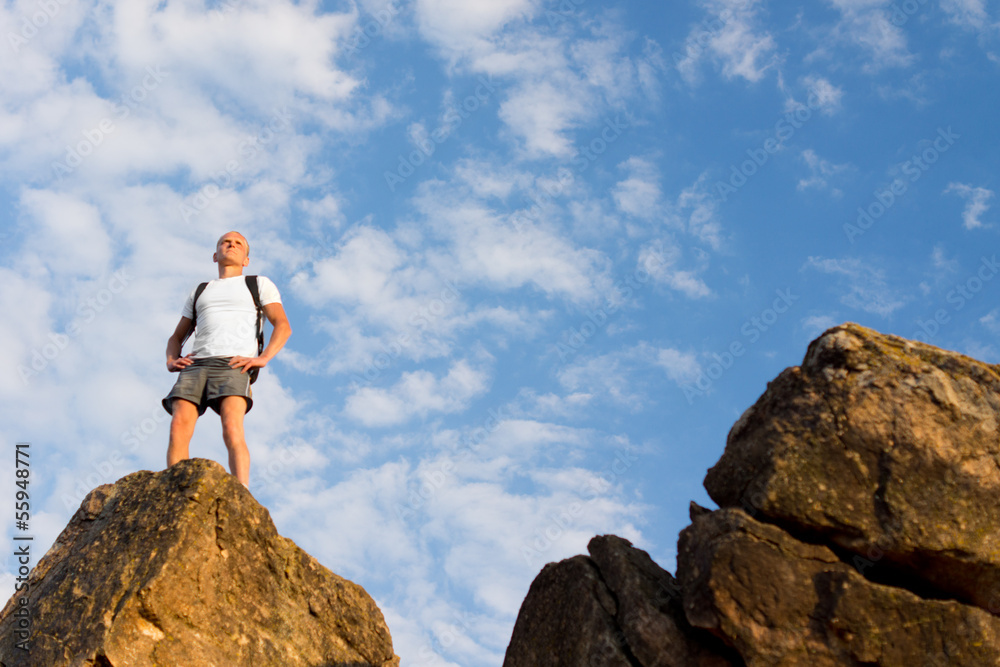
[0,458,399,667]
[503,323,1000,666]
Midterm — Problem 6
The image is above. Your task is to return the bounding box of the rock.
[0,458,399,667]
[587,536,738,667]
[677,507,1000,666]
[704,323,1000,614]
[503,555,635,667]
[505,323,1000,666]
[503,536,738,666]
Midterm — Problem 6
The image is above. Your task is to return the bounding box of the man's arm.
[229,303,292,375]
[166,317,195,372]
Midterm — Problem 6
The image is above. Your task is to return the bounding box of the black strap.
[245,275,264,384]
[181,281,209,347]
[244,275,265,358]
[181,276,265,384]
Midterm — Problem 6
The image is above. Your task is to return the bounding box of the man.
[162,231,292,487]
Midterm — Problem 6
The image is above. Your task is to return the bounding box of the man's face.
[214,232,250,267]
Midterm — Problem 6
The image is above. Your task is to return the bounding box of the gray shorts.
[162,357,253,416]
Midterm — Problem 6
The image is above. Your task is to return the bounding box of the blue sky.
[1,0,999,664]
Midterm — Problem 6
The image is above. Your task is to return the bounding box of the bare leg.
[167,399,199,467]
[219,396,250,487]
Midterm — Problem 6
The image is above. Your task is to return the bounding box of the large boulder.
[704,323,1000,614]
[503,535,738,666]
[678,506,1000,666]
[0,458,399,667]
[504,323,1000,666]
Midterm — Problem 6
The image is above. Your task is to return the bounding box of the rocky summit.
[504,323,1000,666]
[0,458,399,667]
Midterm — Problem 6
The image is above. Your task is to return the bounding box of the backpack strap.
[180,278,265,383]
[245,275,264,383]
[181,281,210,348]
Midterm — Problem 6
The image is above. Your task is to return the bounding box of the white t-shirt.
[182,275,282,358]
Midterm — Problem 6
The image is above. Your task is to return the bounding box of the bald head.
[217,231,249,256]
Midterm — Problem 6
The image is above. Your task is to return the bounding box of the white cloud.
[293,225,407,308]
[797,149,849,194]
[0,1,394,195]
[285,220,488,379]
[0,5,655,667]
[492,26,646,159]
[266,415,645,663]
[825,0,915,71]
[803,75,844,115]
[945,182,994,229]
[940,0,993,31]
[801,314,840,339]
[415,4,655,160]
[0,267,57,397]
[498,79,590,158]
[556,343,703,408]
[639,241,712,300]
[514,389,594,419]
[1,2,90,97]
[676,0,777,85]
[612,157,664,221]
[675,174,724,249]
[412,172,611,305]
[414,0,542,53]
[929,245,960,278]
[107,1,359,106]
[980,308,1000,335]
[300,194,347,234]
[344,359,492,427]
[8,4,997,667]
[19,189,113,277]
[557,354,644,409]
[804,256,907,317]
[478,419,594,462]
[651,347,703,385]
[612,162,723,251]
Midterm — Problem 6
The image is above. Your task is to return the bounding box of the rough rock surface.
[503,536,739,666]
[504,323,1000,666]
[678,506,1000,666]
[704,322,1000,614]
[0,458,399,667]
